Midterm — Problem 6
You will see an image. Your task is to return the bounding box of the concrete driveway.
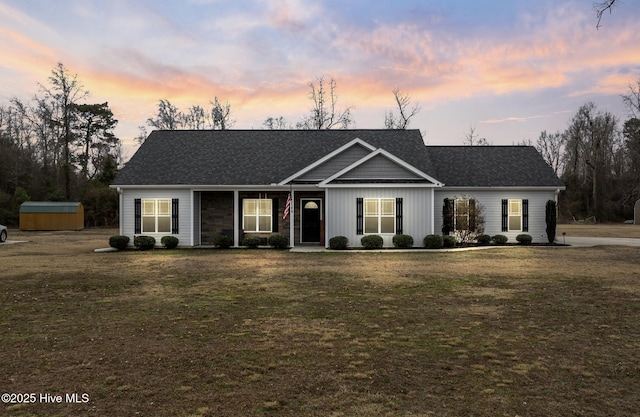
[562,236,640,247]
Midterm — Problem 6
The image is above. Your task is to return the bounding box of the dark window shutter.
[134,198,141,234]
[396,198,403,234]
[272,198,279,232]
[501,199,508,232]
[522,199,529,232]
[469,199,476,231]
[172,198,179,234]
[356,198,363,235]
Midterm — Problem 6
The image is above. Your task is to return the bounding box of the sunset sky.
[1,0,639,160]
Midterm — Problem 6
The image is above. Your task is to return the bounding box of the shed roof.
[20,202,82,213]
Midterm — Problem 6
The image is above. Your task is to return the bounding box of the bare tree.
[384,87,421,129]
[147,99,183,130]
[183,105,210,129]
[622,78,640,118]
[263,116,291,130]
[463,126,490,146]
[536,130,565,175]
[210,97,233,130]
[594,0,618,28]
[297,76,354,130]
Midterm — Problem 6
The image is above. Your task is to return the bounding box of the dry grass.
[1,229,640,416]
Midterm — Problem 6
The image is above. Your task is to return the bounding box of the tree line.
[1,63,639,226]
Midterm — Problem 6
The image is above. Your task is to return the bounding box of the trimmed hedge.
[442,235,457,248]
[161,236,179,249]
[492,234,508,245]
[134,235,156,250]
[516,234,532,245]
[268,234,289,249]
[213,234,232,249]
[477,234,492,246]
[392,234,414,248]
[361,235,383,249]
[109,235,130,250]
[329,236,349,250]
[242,236,261,248]
[423,234,444,249]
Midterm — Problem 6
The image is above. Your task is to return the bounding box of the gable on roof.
[320,148,443,187]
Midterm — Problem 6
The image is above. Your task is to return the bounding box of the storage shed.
[20,202,84,231]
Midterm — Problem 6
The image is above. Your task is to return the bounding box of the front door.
[301,199,322,243]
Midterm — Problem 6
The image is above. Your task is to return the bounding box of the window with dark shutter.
[356,198,363,235]
[172,199,179,234]
[272,198,279,232]
[522,199,529,232]
[469,199,477,231]
[501,199,508,232]
[395,198,403,234]
[134,198,141,234]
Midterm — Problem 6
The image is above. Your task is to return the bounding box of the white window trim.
[508,199,522,232]
[454,198,470,231]
[364,198,395,234]
[243,199,273,233]
[142,199,172,234]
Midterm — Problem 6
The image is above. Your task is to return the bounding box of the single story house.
[111,129,565,247]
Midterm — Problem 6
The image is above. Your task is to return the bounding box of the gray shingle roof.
[112,130,564,188]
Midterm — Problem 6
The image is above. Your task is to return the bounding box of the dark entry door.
[301,199,321,243]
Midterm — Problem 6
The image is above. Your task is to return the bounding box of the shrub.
[161,235,179,249]
[516,234,532,245]
[361,235,383,249]
[546,199,557,244]
[268,234,289,249]
[423,234,444,249]
[134,235,156,250]
[242,236,261,248]
[442,235,457,248]
[109,235,130,250]
[329,236,349,250]
[213,234,233,249]
[492,234,508,245]
[392,234,414,248]
[477,234,492,246]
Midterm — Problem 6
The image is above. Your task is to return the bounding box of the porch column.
[289,189,295,248]
[233,190,239,247]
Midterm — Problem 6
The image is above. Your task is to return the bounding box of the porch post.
[233,190,239,247]
[289,189,295,248]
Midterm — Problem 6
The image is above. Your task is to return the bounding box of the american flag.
[282,193,291,220]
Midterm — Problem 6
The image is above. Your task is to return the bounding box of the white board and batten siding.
[120,189,193,246]
[326,188,434,248]
[433,189,558,244]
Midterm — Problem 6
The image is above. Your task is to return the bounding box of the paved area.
[562,236,640,248]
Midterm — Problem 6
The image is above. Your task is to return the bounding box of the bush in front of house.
[516,234,532,245]
[361,235,383,249]
[242,236,261,249]
[392,234,414,248]
[268,234,289,249]
[442,235,457,248]
[423,234,444,249]
[477,234,492,246]
[161,236,179,249]
[213,234,232,249]
[329,236,349,250]
[134,235,156,250]
[109,235,130,250]
[492,234,508,245]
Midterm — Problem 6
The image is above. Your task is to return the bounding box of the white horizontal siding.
[120,189,192,246]
[433,189,558,243]
[326,188,433,248]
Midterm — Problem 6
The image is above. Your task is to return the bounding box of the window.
[455,199,470,231]
[243,199,272,232]
[508,199,522,231]
[364,198,395,234]
[142,199,171,233]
